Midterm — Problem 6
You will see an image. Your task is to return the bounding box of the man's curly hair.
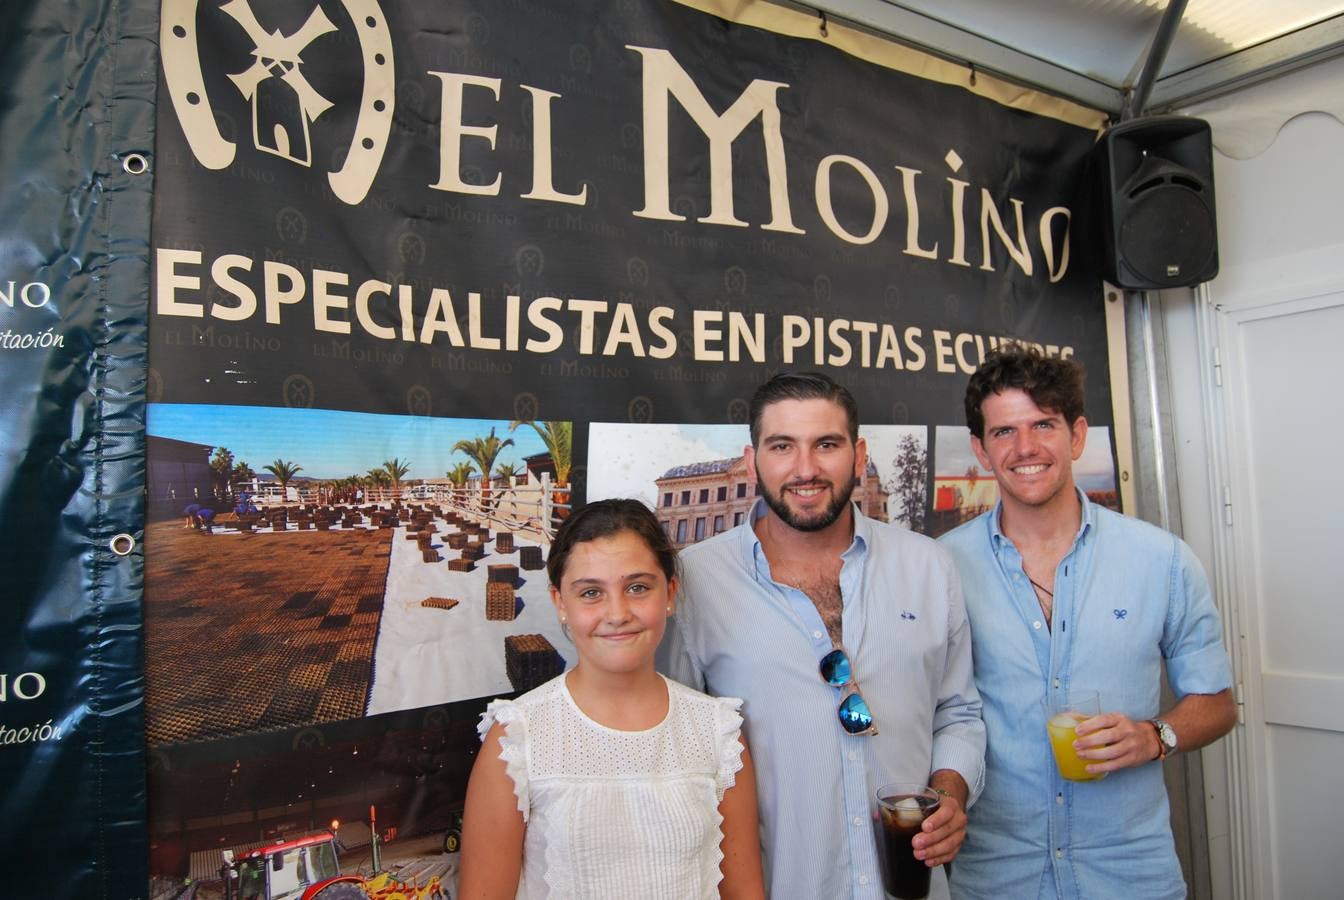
[964,345,1086,439]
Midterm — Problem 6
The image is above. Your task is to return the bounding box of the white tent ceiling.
[802,0,1344,117]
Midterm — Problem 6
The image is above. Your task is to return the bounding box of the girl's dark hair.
[546,498,678,588]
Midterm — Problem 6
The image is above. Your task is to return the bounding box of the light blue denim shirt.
[659,500,985,900]
[938,491,1233,900]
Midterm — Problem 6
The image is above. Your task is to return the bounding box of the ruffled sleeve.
[713,696,745,802]
[478,698,531,822]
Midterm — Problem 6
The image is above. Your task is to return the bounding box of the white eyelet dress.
[478,673,745,900]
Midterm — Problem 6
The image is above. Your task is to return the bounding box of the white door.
[1214,285,1344,899]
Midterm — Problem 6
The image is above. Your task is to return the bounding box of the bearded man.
[659,371,985,900]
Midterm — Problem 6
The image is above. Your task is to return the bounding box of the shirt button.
[853,816,863,827]
[859,875,869,885]
[1056,849,1064,859]
[1056,793,1064,805]
[848,751,857,761]
[813,630,823,639]
[1033,620,1043,630]
[1053,678,1061,689]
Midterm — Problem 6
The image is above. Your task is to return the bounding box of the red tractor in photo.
[219,808,445,900]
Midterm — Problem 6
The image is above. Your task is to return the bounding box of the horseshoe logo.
[160,0,394,205]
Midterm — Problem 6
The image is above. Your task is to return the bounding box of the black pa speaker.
[1097,115,1218,289]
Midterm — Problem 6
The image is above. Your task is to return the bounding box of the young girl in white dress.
[458,499,765,900]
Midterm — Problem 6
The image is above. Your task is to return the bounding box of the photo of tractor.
[219,808,449,900]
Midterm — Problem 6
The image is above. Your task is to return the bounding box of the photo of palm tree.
[143,404,576,744]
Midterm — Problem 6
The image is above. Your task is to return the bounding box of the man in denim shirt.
[939,347,1236,899]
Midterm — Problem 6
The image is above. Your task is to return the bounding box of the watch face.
[1158,722,1177,748]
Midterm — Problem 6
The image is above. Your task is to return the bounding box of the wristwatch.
[1150,718,1178,761]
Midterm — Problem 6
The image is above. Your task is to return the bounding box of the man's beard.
[757,469,859,532]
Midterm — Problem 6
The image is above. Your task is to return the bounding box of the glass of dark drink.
[875,782,940,899]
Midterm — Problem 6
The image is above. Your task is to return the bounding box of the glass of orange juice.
[1044,689,1104,781]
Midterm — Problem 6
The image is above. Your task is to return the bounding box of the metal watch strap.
[1150,717,1176,760]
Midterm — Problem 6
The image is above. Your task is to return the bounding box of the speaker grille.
[1097,115,1219,289]
[1118,186,1215,287]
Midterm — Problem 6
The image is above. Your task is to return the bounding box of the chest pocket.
[1063,558,1166,720]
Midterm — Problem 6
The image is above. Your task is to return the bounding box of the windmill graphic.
[160,0,395,204]
[222,0,336,167]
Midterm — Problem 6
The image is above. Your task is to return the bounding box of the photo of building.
[653,455,888,549]
[587,423,927,547]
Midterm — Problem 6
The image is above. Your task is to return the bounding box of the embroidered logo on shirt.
[1113,608,1128,620]
[901,610,917,621]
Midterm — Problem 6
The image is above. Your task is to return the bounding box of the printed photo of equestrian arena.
[928,425,1120,536]
[586,422,930,545]
[144,405,576,745]
[143,406,577,894]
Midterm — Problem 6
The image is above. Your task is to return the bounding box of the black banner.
[0,2,157,897]
[150,0,1110,425]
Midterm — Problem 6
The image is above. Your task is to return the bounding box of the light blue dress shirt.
[938,491,1234,900]
[659,500,985,900]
